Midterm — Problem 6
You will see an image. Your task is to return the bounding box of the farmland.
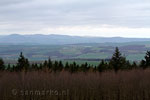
[0,42,150,64]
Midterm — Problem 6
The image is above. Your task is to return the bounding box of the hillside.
[0,34,150,45]
[0,43,150,62]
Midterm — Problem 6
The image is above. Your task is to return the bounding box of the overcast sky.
[0,0,150,37]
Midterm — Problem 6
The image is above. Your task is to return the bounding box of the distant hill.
[0,34,150,45]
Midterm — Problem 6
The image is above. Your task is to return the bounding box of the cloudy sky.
[0,0,150,37]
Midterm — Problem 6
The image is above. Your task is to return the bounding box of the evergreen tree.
[7,64,11,71]
[98,60,107,72]
[93,66,97,72]
[43,60,48,68]
[0,58,5,70]
[34,63,38,69]
[12,65,16,71]
[48,58,52,69]
[109,47,127,72]
[58,61,63,71]
[140,60,146,69]
[73,62,79,72]
[65,62,69,70]
[80,62,88,72]
[31,63,38,70]
[16,52,30,71]
[131,61,138,69]
[69,64,74,73]
[53,61,59,72]
[139,51,150,69]
[68,62,79,73]
[124,60,131,70]
[39,63,43,70]
[144,51,150,67]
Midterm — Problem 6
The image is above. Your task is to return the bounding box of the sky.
[0,0,150,37]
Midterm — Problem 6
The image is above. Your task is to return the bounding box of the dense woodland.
[0,47,150,72]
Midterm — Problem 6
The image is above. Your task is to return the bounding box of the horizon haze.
[0,34,150,45]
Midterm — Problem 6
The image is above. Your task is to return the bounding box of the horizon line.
[1,33,150,39]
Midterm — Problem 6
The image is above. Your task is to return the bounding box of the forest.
[0,47,150,72]
[1,47,150,100]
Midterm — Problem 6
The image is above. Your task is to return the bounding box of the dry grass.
[0,69,150,100]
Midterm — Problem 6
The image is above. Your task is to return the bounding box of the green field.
[0,42,150,62]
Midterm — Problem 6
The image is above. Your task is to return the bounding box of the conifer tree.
[53,61,59,72]
[31,63,38,70]
[39,63,43,70]
[65,62,69,70]
[98,60,107,72]
[48,58,52,69]
[80,62,89,72]
[0,58,5,70]
[73,62,79,72]
[131,61,137,69]
[140,60,146,69]
[58,61,63,71]
[93,66,97,72]
[43,60,48,68]
[16,52,30,71]
[144,51,150,67]
[109,47,127,72]
[69,62,78,73]
[7,64,11,71]
[139,51,150,69]
[69,64,74,73]
[12,65,16,71]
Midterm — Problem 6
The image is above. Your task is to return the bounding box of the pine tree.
[7,64,11,71]
[65,62,69,70]
[16,52,30,71]
[140,51,150,69]
[98,60,107,72]
[39,63,43,70]
[140,60,146,69]
[93,66,97,72]
[144,51,150,67]
[12,65,16,71]
[43,60,48,68]
[53,61,59,72]
[68,62,78,73]
[109,47,127,72]
[0,58,5,70]
[80,62,89,72]
[124,60,131,69]
[31,63,38,70]
[131,61,138,69]
[34,63,38,69]
[58,61,63,71]
[48,58,52,69]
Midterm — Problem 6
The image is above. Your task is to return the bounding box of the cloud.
[0,0,32,6]
[0,0,150,37]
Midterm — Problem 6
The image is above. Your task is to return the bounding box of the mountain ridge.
[0,34,150,45]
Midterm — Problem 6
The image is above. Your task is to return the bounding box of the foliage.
[109,47,128,72]
[0,47,149,72]
[0,58,5,70]
[16,52,30,71]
